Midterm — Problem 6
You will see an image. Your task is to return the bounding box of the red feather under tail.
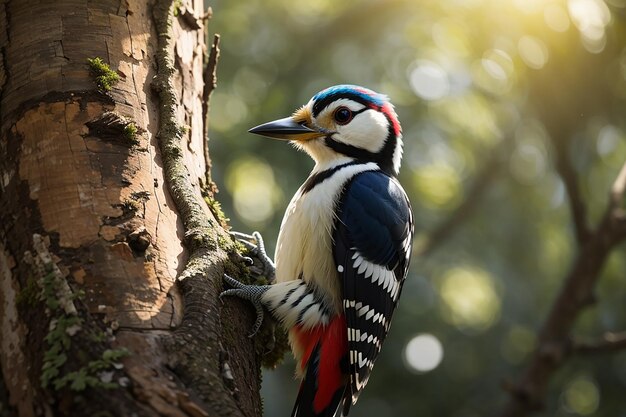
[291,315,349,417]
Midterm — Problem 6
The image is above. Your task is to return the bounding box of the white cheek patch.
[312,98,390,155]
[337,110,389,154]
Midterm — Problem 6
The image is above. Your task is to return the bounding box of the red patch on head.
[355,87,374,95]
[381,102,401,136]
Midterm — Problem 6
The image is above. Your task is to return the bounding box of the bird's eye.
[333,107,353,125]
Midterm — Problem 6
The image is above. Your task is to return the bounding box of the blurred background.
[206,0,626,415]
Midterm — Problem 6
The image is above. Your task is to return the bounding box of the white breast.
[274,161,378,313]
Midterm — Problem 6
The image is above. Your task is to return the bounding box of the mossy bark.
[0,1,264,416]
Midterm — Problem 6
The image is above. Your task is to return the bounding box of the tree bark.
[0,1,263,416]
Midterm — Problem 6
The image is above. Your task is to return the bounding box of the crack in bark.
[0,0,11,116]
[125,12,142,102]
[0,366,17,417]
[202,34,220,186]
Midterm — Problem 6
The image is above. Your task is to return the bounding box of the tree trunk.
[0,1,263,416]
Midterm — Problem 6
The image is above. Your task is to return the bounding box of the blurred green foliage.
[207,0,626,415]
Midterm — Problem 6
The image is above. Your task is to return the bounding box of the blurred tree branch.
[414,140,510,258]
[573,331,626,355]
[553,143,591,244]
[499,160,626,417]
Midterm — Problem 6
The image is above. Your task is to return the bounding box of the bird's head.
[249,85,403,176]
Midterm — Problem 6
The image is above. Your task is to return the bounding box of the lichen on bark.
[151,1,267,415]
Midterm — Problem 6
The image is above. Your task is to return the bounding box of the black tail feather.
[291,343,348,417]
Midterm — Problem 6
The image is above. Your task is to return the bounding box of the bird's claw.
[221,274,269,337]
[230,231,276,282]
[232,252,254,266]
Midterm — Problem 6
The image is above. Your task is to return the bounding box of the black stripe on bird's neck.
[376,119,399,175]
[301,161,363,194]
[324,131,397,177]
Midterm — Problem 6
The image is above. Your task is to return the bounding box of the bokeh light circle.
[404,334,444,373]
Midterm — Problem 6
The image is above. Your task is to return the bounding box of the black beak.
[248,117,324,141]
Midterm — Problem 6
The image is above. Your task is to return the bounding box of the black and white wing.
[332,170,414,412]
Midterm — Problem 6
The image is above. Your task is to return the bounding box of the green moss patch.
[123,123,139,145]
[87,57,120,93]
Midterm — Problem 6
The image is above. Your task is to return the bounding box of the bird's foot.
[221,274,270,337]
[230,231,276,283]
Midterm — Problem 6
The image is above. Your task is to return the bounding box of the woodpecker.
[222,85,413,417]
